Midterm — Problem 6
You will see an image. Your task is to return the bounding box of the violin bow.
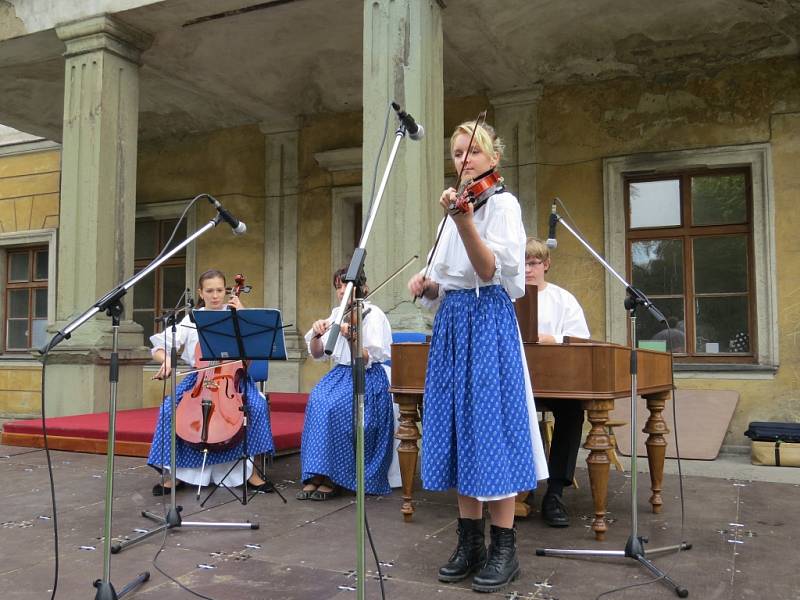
[414,110,488,302]
[313,254,419,339]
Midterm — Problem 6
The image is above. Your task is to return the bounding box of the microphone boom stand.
[535,211,691,598]
[39,212,250,599]
[324,120,411,600]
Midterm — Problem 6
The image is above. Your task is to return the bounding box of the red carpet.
[1,392,308,457]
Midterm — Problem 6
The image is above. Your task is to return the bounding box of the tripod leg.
[633,554,689,597]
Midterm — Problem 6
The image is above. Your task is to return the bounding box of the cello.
[174,274,248,451]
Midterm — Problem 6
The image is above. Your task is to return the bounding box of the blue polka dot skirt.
[300,363,394,495]
[148,373,275,470]
[421,285,537,497]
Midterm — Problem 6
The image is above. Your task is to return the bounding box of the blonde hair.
[525,237,550,263]
[450,120,504,165]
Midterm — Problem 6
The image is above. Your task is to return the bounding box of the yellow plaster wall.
[0,148,60,233]
[136,125,266,407]
[296,111,362,391]
[0,147,60,416]
[535,56,800,446]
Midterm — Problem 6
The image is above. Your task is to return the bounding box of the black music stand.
[192,308,287,506]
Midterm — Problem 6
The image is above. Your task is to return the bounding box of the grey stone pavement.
[1,443,798,600]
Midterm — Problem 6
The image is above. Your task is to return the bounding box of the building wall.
[295,111,362,392]
[0,146,59,417]
[3,57,798,449]
[136,124,267,407]
[534,55,800,448]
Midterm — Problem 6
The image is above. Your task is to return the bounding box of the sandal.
[152,480,184,496]
[310,485,338,501]
[296,483,318,501]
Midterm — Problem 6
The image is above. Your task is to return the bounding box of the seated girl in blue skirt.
[148,269,274,496]
[297,268,396,501]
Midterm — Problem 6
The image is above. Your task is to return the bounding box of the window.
[133,219,187,340]
[626,168,754,362]
[604,144,778,373]
[4,247,49,352]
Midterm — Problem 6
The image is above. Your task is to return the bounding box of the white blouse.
[304,301,393,368]
[150,308,226,368]
[420,191,526,309]
[538,283,590,344]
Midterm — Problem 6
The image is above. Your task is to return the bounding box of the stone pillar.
[44,15,152,416]
[490,88,542,235]
[261,119,306,391]
[362,0,444,332]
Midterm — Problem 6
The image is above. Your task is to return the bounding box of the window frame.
[623,167,756,363]
[0,229,57,359]
[4,246,49,352]
[134,201,197,342]
[604,144,778,377]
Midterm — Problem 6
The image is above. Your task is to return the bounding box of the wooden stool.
[605,419,627,472]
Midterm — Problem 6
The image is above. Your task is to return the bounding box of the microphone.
[546,200,558,249]
[206,195,246,236]
[391,102,425,141]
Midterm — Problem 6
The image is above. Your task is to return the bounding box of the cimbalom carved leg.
[643,391,670,514]
[584,400,614,541]
[394,393,422,522]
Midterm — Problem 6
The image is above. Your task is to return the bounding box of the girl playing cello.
[147,269,274,495]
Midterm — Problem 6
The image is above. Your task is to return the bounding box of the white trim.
[603,143,778,371]
[0,140,59,157]
[314,147,361,172]
[330,185,363,304]
[0,228,58,355]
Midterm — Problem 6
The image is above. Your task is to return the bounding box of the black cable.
[38,350,59,600]
[0,447,44,458]
[364,511,387,597]
[361,102,393,226]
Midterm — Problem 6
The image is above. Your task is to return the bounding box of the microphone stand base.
[93,571,150,600]
[536,537,691,597]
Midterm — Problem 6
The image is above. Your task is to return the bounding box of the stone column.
[261,119,306,391]
[490,88,542,235]
[362,0,444,332]
[44,15,152,416]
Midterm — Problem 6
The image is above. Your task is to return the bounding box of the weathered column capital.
[55,14,152,64]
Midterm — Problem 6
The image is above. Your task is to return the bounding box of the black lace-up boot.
[438,517,487,582]
[471,525,519,593]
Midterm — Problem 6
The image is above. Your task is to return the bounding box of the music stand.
[192,308,287,506]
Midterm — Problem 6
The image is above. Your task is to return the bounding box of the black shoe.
[152,480,184,496]
[541,493,570,528]
[472,525,520,593]
[248,480,274,493]
[438,518,487,583]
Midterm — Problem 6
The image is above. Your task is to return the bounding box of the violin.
[175,274,248,451]
[450,168,504,215]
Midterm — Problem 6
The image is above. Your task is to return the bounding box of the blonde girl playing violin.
[147,269,274,496]
[408,121,548,593]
